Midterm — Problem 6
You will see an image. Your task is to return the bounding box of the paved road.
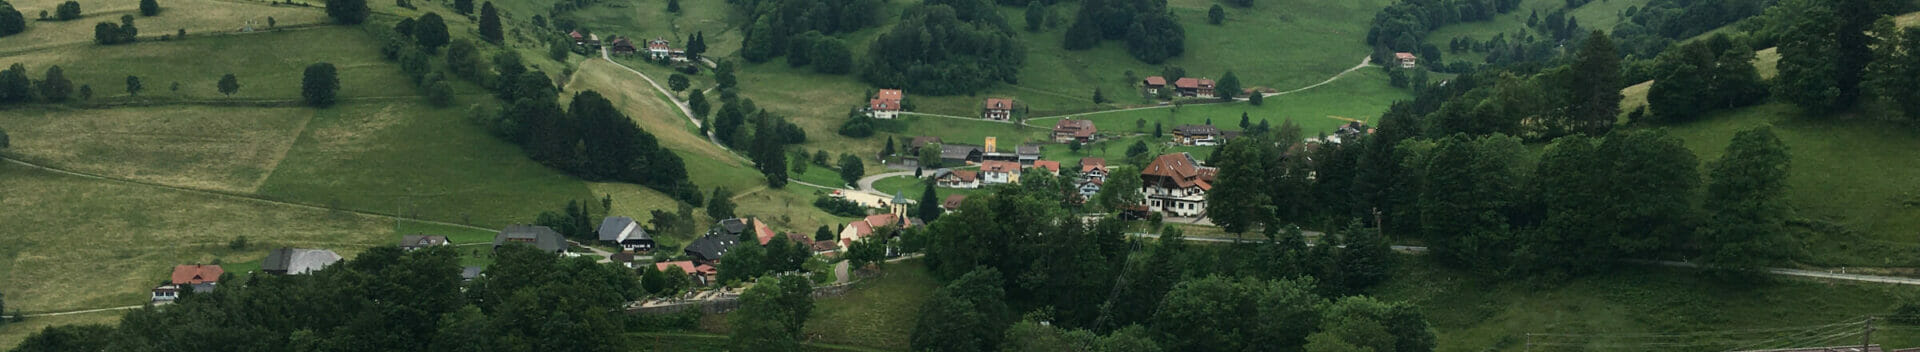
[567,240,616,264]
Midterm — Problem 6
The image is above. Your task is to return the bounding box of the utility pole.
[1863,317,1875,351]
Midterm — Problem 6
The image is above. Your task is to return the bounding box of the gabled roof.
[1142,153,1216,189]
[568,30,583,39]
[1053,119,1096,137]
[981,160,1022,174]
[1143,76,1167,86]
[598,216,638,242]
[1017,144,1041,156]
[1394,52,1417,60]
[494,225,568,253]
[171,265,224,285]
[909,136,943,149]
[870,98,901,111]
[875,89,904,101]
[1080,158,1108,173]
[263,248,343,275]
[938,169,979,182]
[942,194,968,209]
[461,266,483,280]
[1031,160,1061,173]
[751,219,778,245]
[940,144,983,159]
[400,235,449,248]
[1174,77,1215,89]
[1172,124,1220,136]
[984,98,1014,110]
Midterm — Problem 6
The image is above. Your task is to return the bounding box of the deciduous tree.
[216,73,239,97]
[301,62,339,107]
[1699,127,1792,274]
[325,0,369,24]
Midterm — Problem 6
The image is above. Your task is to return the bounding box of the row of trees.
[860,0,1024,95]
[11,246,641,352]
[1772,0,1915,116]
[0,64,248,104]
[1062,0,1184,64]
[1412,31,1623,140]
[1366,0,1523,54]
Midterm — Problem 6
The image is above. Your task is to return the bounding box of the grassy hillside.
[1422,0,1652,63]
[0,0,333,54]
[0,105,312,193]
[1052,68,1412,142]
[2,26,435,100]
[1378,261,1920,351]
[0,162,392,312]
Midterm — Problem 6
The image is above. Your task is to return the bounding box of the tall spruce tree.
[1564,31,1620,136]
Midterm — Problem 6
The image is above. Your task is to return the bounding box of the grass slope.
[1422,0,1652,63]
[0,105,311,193]
[1377,260,1920,351]
[0,311,124,349]
[1057,68,1411,144]
[0,0,332,53]
[258,100,596,229]
[0,162,391,313]
[3,26,427,100]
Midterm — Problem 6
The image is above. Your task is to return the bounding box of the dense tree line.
[10,245,641,352]
[1366,0,1523,54]
[326,0,368,24]
[860,0,1024,95]
[1062,0,1184,64]
[0,0,23,38]
[1643,34,1766,123]
[731,0,882,64]
[92,15,137,45]
[911,182,1421,351]
[709,96,808,187]
[1608,0,1771,58]
[1770,0,1908,114]
[728,274,815,351]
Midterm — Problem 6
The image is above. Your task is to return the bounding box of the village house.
[1030,160,1061,176]
[1174,77,1217,98]
[569,30,585,45]
[934,169,981,189]
[610,37,637,56]
[1171,124,1224,146]
[1140,153,1217,217]
[983,98,1015,120]
[1018,144,1042,166]
[1081,157,1109,182]
[942,194,968,212]
[493,225,568,254]
[1395,52,1418,68]
[837,209,918,250]
[981,160,1023,184]
[152,264,224,302]
[263,248,343,275]
[399,235,449,250]
[461,266,483,281]
[940,144,985,165]
[868,89,904,119]
[1078,178,1104,200]
[1052,118,1098,143]
[647,38,672,60]
[655,261,717,286]
[686,218,767,264]
[1143,76,1168,95]
[597,216,655,252]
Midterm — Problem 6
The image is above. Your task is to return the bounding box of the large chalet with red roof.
[153,264,225,302]
[983,98,1015,120]
[868,89,904,119]
[1174,77,1216,98]
[1052,118,1097,143]
[1140,153,1216,217]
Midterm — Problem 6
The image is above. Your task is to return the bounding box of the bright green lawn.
[790,162,852,189]
[395,220,500,245]
[257,101,597,229]
[1377,259,1920,351]
[1657,103,1920,267]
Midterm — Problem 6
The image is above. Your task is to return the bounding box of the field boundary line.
[0,155,495,233]
[248,110,318,192]
[0,305,144,318]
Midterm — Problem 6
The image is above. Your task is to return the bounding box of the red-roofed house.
[1030,160,1061,176]
[980,160,1022,184]
[1080,157,1109,182]
[154,264,225,302]
[750,219,778,246]
[868,89,904,119]
[1140,153,1216,217]
[647,38,672,60]
[1143,76,1170,95]
[1052,118,1098,143]
[569,30,584,44]
[983,98,1015,120]
[1174,78,1216,98]
[838,213,917,249]
[1394,52,1418,68]
[942,194,968,211]
[935,169,980,189]
[655,261,716,285]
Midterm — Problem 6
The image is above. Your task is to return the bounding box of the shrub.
[813,196,867,217]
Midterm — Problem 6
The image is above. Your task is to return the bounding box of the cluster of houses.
[152,247,347,303]
[1142,76,1217,98]
[574,30,688,62]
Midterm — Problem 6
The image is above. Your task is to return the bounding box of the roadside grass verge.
[0,162,391,313]
[257,100,596,229]
[0,105,312,193]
